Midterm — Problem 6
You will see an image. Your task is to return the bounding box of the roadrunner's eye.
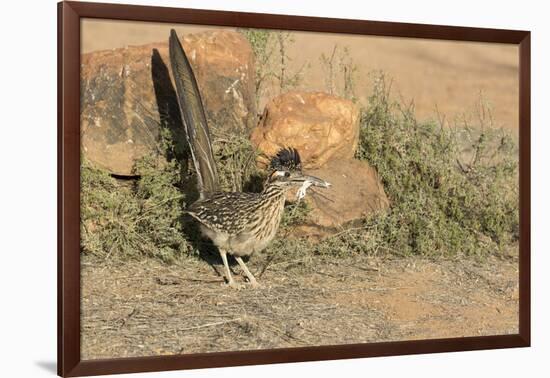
[284,172,290,177]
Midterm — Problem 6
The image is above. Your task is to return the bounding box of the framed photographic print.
[58,1,530,376]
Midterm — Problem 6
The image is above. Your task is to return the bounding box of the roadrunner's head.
[267,148,331,191]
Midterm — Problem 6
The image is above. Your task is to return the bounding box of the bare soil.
[81,252,518,359]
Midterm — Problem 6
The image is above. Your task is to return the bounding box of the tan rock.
[80,30,255,175]
[250,91,360,169]
[291,159,390,239]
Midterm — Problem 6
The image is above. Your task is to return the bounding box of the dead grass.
[81,251,518,359]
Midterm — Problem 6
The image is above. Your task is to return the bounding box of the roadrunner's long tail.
[169,29,219,198]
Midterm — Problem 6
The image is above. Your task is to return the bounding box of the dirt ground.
[81,252,518,360]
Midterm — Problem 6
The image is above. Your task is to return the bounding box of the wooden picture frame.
[58,1,530,376]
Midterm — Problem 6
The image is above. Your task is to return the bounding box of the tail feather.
[169,29,219,198]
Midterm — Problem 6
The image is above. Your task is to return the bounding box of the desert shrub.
[280,200,312,229]
[81,155,190,263]
[319,44,359,101]
[212,131,262,193]
[354,73,519,257]
[238,28,308,111]
[237,28,274,110]
[81,127,264,262]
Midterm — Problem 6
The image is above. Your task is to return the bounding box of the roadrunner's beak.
[291,172,331,188]
[301,174,331,188]
[291,173,330,201]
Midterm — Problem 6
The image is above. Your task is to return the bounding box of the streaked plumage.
[188,181,286,257]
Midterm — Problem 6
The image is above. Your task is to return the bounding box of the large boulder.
[250,91,387,238]
[291,159,390,239]
[250,91,360,169]
[81,30,256,175]
[181,32,256,132]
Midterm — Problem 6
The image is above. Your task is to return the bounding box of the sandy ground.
[81,19,518,131]
[81,252,518,359]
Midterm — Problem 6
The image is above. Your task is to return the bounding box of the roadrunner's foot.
[226,279,244,290]
[247,279,261,289]
[235,256,260,289]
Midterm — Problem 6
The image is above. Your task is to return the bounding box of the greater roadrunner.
[169,30,331,289]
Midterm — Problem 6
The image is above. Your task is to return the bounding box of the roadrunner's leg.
[219,249,242,289]
[235,256,259,287]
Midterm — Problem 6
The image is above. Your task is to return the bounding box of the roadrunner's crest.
[270,147,302,172]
